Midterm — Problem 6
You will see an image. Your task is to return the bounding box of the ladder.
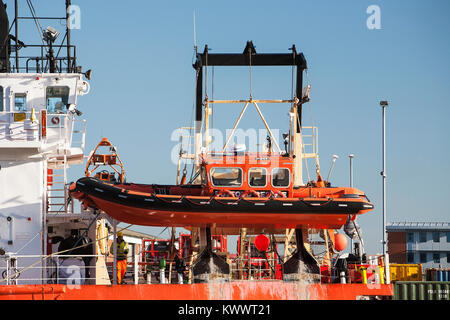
[46,154,73,214]
[176,126,195,184]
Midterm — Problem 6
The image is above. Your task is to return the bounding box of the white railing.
[0,111,86,153]
[0,254,108,285]
[0,253,148,285]
[72,118,87,151]
[0,111,40,142]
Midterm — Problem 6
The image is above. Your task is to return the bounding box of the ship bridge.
[0,73,89,162]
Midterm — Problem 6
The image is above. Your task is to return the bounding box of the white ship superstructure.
[0,0,100,285]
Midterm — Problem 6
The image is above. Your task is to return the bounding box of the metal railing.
[1,44,78,74]
[301,125,319,159]
[0,111,85,149]
[1,254,107,285]
[230,257,281,281]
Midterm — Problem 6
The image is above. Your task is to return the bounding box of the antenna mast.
[193,11,197,55]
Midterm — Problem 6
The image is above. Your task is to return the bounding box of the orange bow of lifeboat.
[69,151,374,230]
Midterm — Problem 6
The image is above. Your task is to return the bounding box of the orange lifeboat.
[69,151,373,230]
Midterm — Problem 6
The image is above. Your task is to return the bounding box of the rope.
[25,0,48,51]
[154,195,184,204]
[301,198,333,207]
[184,195,215,206]
[14,231,42,255]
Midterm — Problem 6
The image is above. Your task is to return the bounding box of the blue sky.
[8,0,450,255]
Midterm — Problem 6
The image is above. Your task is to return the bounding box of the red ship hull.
[0,282,393,300]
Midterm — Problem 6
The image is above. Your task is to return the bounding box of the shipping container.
[394,281,450,300]
[390,264,423,282]
[426,268,450,281]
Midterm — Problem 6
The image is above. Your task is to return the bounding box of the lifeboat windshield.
[248,167,267,187]
[272,168,290,187]
[210,167,243,187]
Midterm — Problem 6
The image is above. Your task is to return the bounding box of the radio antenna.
[193,11,198,55]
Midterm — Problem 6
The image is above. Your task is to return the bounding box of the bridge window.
[0,86,3,111]
[248,168,267,187]
[46,86,69,113]
[210,167,242,187]
[271,168,290,187]
[14,93,27,111]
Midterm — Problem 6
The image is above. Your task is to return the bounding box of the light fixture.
[83,69,92,80]
[302,84,311,103]
[326,154,339,182]
[43,26,60,43]
[67,104,83,116]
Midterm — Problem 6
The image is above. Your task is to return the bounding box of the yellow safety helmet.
[117,231,124,237]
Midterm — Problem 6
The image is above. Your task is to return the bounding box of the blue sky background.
[8,0,450,255]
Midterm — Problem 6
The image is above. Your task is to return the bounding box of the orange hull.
[89,195,358,229]
[70,177,374,229]
[0,283,393,300]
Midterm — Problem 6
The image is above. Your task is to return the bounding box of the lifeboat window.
[14,93,27,111]
[46,86,69,114]
[271,168,290,187]
[0,86,3,111]
[210,167,242,187]
[248,168,267,188]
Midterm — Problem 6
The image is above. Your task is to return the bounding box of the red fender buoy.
[254,234,270,252]
[334,233,348,251]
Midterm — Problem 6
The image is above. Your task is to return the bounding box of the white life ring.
[78,81,90,96]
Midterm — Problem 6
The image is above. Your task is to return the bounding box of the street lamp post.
[349,154,354,254]
[380,100,390,284]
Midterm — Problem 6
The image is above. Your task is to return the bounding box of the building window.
[433,253,440,264]
[0,86,3,112]
[248,168,267,187]
[46,86,69,113]
[14,93,27,111]
[407,252,414,263]
[210,167,242,187]
[447,253,450,263]
[407,232,414,242]
[433,232,440,243]
[271,168,290,187]
[447,232,450,242]
[419,232,427,243]
[420,252,427,263]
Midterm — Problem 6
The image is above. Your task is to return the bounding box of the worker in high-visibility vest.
[110,231,129,284]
